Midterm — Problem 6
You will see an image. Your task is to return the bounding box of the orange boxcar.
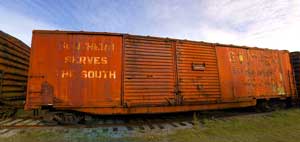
[25,30,297,115]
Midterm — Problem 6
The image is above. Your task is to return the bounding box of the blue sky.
[0,0,299,51]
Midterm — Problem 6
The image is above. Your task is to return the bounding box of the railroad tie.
[2,119,23,126]
[0,129,9,134]
[15,119,35,126]
[26,120,41,125]
[0,119,13,125]
[170,123,179,127]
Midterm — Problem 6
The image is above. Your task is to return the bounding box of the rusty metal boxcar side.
[25,30,297,115]
[0,31,30,107]
[216,46,296,102]
[26,31,123,110]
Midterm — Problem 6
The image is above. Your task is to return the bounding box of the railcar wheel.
[53,112,84,125]
[256,100,272,112]
[269,100,287,110]
[42,112,83,125]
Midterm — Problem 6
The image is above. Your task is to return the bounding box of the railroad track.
[0,117,196,129]
[0,109,275,137]
[0,114,196,137]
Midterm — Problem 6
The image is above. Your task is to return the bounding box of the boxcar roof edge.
[32,29,290,52]
[0,30,30,50]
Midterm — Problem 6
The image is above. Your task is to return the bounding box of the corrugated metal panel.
[123,35,176,107]
[290,52,300,95]
[216,46,296,100]
[176,41,221,104]
[0,31,30,107]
